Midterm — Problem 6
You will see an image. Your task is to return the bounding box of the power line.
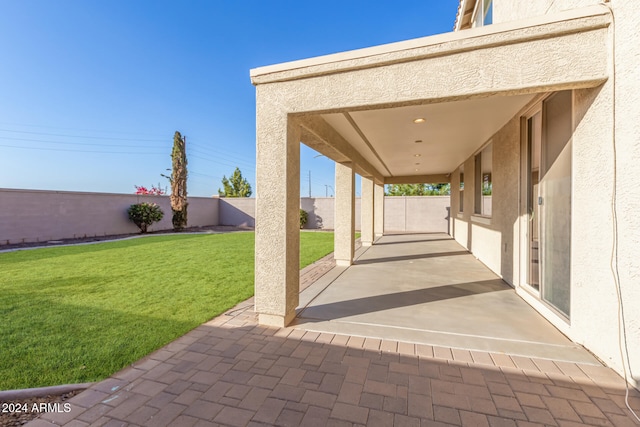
[189,154,255,171]
[189,148,254,166]
[189,142,255,164]
[0,144,165,155]
[0,136,166,148]
[191,171,222,180]
[0,121,168,138]
[0,127,257,167]
[0,128,166,142]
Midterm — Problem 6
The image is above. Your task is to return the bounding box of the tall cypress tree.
[167,131,188,230]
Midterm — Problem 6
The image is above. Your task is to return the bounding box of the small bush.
[300,209,308,229]
[127,203,164,233]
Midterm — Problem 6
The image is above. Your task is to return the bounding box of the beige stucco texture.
[251,2,640,387]
[374,184,384,237]
[254,111,301,327]
[334,162,355,266]
[360,178,374,246]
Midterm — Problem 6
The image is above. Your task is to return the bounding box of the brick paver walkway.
[26,255,640,426]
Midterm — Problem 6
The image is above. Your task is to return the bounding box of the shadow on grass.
[0,298,207,391]
[0,233,217,264]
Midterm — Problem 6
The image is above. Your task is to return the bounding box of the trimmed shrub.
[300,209,308,229]
[127,203,164,233]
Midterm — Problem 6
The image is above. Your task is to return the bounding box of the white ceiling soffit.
[321,93,534,178]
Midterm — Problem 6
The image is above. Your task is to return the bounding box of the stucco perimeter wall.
[384,196,450,233]
[219,198,256,227]
[301,197,449,233]
[1,191,451,244]
[225,197,450,232]
[0,189,219,245]
[219,197,452,233]
[300,198,362,231]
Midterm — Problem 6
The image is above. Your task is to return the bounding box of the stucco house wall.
[453,114,521,284]
[611,0,640,384]
[451,0,639,384]
[507,0,640,390]
[450,82,638,382]
[493,0,601,24]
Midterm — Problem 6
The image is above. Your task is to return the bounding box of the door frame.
[520,105,542,296]
[518,92,573,323]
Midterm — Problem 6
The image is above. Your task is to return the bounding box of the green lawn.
[0,231,335,391]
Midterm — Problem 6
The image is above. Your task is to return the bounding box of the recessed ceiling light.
[415,169,419,171]
[414,154,421,157]
[413,118,426,124]
[414,140,423,143]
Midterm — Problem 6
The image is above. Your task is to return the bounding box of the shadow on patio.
[31,302,640,426]
[293,233,598,364]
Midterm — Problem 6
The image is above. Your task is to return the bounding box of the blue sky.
[0,1,459,197]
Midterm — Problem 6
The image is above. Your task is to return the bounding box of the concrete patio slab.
[294,233,599,364]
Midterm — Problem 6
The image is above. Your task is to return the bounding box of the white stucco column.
[361,178,374,246]
[335,162,355,266]
[374,183,384,238]
[254,111,300,327]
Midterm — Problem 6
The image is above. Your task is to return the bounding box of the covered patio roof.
[251,5,610,185]
[251,5,611,328]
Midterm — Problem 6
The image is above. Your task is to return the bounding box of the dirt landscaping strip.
[0,225,252,252]
[0,386,88,427]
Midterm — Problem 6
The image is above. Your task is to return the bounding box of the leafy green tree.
[219,167,252,197]
[385,183,450,196]
[162,131,188,230]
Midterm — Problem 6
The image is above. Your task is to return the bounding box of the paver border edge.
[0,383,96,401]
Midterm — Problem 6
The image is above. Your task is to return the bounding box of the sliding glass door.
[523,91,572,318]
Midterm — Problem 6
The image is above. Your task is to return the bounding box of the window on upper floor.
[473,0,493,27]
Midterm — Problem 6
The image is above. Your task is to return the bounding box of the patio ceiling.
[320,93,535,180]
[252,5,610,186]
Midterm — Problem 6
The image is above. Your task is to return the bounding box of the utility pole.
[308,171,311,197]
[325,185,334,197]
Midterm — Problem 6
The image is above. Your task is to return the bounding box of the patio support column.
[374,183,384,238]
[335,162,355,266]
[254,110,300,327]
[361,177,374,247]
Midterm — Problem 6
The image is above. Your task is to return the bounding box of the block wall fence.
[0,188,450,245]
